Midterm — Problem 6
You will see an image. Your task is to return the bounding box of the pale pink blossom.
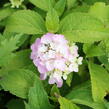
[30,33,83,87]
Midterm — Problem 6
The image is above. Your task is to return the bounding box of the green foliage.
[83,43,105,57]
[54,0,66,16]
[0,34,22,66]
[50,85,60,96]
[1,0,109,109]
[0,8,14,21]
[66,81,106,109]
[66,73,73,87]
[25,76,53,109]
[46,8,59,33]
[89,62,109,102]
[66,81,94,108]
[59,97,80,109]
[29,0,55,11]
[6,99,25,109]
[59,12,109,43]
[89,2,109,24]
[5,10,46,34]
[67,0,77,9]
[98,55,109,70]
[5,49,32,70]
[0,69,35,98]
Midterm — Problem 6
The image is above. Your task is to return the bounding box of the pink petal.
[45,60,54,71]
[55,78,63,88]
[38,65,48,74]
[49,76,55,84]
[40,73,47,80]
[54,59,66,71]
[41,33,53,43]
[31,38,41,51]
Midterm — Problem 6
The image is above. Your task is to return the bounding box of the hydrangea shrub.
[0,0,109,109]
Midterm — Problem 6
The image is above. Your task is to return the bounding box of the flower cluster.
[31,33,83,87]
[10,0,24,8]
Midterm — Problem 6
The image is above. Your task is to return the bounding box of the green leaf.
[50,85,60,96]
[66,81,106,109]
[98,55,109,70]
[84,0,108,5]
[89,2,109,24]
[50,85,60,102]
[59,12,109,43]
[3,32,29,48]
[83,43,105,57]
[67,0,77,9]
[66,73,73,87]
[26,76,53,109]
[54,0,66,16]
[5,10,46,34]
[0,86,2,91]
[46,8,59,33]
[6,99,25,109]
[0,69,35,99]
[0,8,14,21]
[89,62,109,102]
[59,97,80,109]
[5,49,32,70]
[59,12,104,32]
[0,34,22,66]
[100,39,109,55]
[71,4,90,13]
[29,0,54,11]
[63,30,109,43]
[104,102,109,109]
[66,81,94,107]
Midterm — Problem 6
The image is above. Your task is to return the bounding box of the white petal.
[48,50,56,58]
[46,60,54,71]
[63,74,67,80]
[77,57,83,65]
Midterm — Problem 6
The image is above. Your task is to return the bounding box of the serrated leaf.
[59,97,80,109]
[83,43,105,57]
[0,69,35,98]
[26,76,53,109]
[0,8,14,21]
[5,10,46,34]
[89,2,109,24]
[0,34,22,66]
[6,99,25,109]
[54,0,66,16]
[63,30,109,43]
[29,0,54,11]
[59,12,109,43]
[66,81,106,109]
[59,12,104,33]
[5,49,32,70]
[66,81,93,107]
[89,62,109,102]
[46,8,59,33]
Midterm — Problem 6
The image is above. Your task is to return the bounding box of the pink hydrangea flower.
[31,33,83,87]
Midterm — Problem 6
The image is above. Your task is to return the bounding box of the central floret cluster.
[31,33,82,87]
